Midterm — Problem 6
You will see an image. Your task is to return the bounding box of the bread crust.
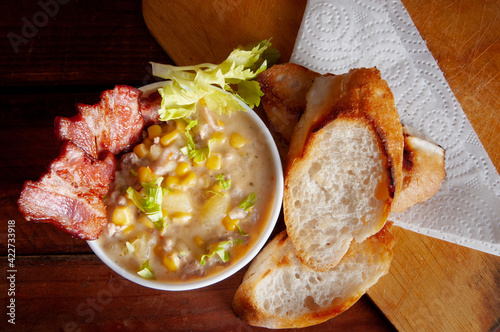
[391,126,446,212]
[286,67,403,198]
[258,64,446,214]
[284,68,403,271]
[257,63,320,142]
[232,223,396,329]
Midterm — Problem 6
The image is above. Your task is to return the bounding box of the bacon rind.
[18,142,116,240]
[55,85,146,158]
[139,90,162,126]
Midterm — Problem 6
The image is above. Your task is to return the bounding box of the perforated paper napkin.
[290,0,500,255]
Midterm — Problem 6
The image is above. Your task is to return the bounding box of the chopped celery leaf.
[239,193,257,211]
[137,260,155,279]
[126,177,164,226]
[216,174,232,190]
[200,238,245,265]
[151,40,279,120]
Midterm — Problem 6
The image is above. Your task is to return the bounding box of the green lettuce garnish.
[137,260,155,279]
[236,225,248,237]
[207,174,232,197]
[151,40,279,121]
[126,177,165,229]
[179,119,214,163]
[239,193,257,211]
[200,238,245,265]
[216,173,231,190]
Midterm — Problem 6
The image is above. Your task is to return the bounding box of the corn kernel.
[171,212,192,224]
[180,171,196,186]
[112,206,132,226]
[175,120,187,132]
[148,124,163,139]
[175,162,190,176]
[138,215,154,229]
[133,143,149,158]
[206,153,221,171]
[165,175,180,187]
[222,215,239,231]
[122,224,135,234]
[162,253,180,272]
[193,235,205,248]
[211,183,223,193]
[138,166,154,183]
[230,133,247,149]
[211,131,226,142]
[142,138,154,148]
[160,130,179,146]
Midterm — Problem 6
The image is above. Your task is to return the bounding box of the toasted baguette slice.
[257,63,320,142]
[391,126,446,212]
[258,64,446,214]
[233,222,396,329]
[284,68,403,271]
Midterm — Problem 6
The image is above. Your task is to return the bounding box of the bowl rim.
[87,81,284,291]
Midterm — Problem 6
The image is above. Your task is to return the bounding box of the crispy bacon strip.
[18,142,116,240]
[55,85,146,158]
[19,84,165,240]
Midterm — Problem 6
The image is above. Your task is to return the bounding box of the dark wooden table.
[0,1,395,330]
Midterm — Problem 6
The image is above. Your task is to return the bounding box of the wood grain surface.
[142,0,500,331]
[0,0,394,331]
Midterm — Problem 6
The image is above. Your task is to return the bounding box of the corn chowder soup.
[98,101,278,282]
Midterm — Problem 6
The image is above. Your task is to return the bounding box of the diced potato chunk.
[131,232,152,262]
[201,195,230,223]
[162,190,192,214]
[148,144,162,160]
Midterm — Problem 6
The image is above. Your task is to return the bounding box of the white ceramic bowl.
[88,81,284,291]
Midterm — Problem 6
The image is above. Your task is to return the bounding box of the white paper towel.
[290,0,500,256]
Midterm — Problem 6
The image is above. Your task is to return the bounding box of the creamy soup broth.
[98,102,277,282]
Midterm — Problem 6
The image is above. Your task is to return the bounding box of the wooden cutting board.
[142,0,500,331]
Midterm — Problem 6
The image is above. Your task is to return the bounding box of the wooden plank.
[0,0,173,86]
[142,0,307,65]
[1,254,395,331]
